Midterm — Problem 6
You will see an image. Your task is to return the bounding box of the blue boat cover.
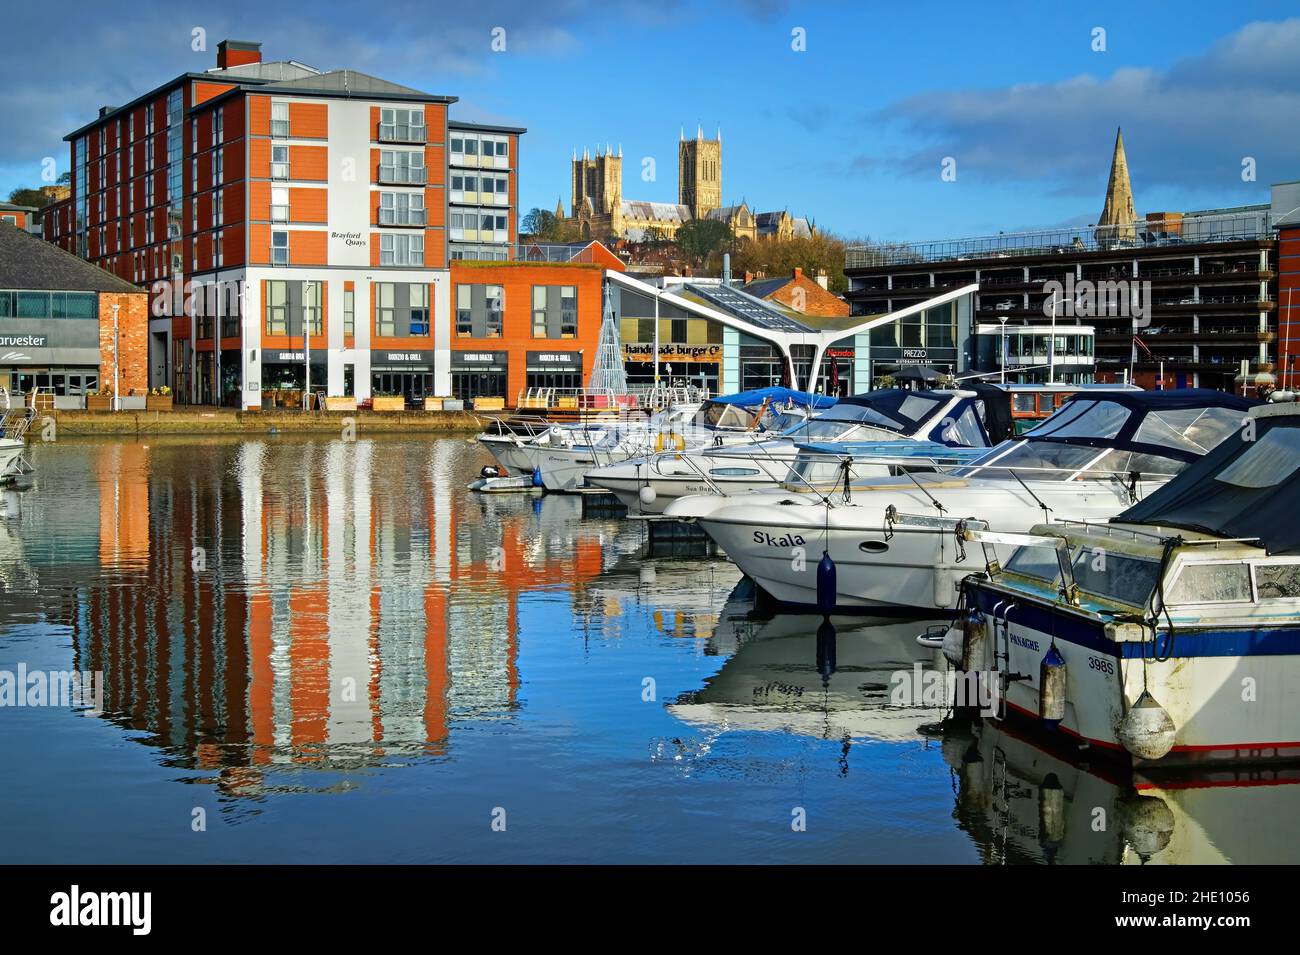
[710,386,837,410]
[1022,388,1258,463]
[1119,406,1300,553]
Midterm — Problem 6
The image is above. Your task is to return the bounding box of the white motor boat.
[0,407,34,479]
[587,387,1008,514]
[943,400,1300,769]
[665,390,1256,612]
[510,388,822,492]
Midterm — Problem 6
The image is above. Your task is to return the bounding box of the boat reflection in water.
[21,436,731,799]
[943,717,1300,864]
[669,597,952,749]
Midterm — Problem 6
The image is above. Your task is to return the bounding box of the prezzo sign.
[902,348,927,359]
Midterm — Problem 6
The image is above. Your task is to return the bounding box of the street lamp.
[111,302,120,412]
[1043,292,1065,385]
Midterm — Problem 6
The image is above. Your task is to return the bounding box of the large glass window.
[265,281,288,335]
[379,233,423,266]
[379,191,426,226]
[271,101,289,139]
[530,285,578,339]
[379,150,426,184]
[455,284,504,338]
[1166,563,1252,604]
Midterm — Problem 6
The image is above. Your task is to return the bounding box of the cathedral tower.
[678,125,722,219]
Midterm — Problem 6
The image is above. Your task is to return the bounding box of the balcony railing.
[270,205,288,223]
[378,208,427,226]
[379,166,427,185]
[846,213,1276,270]
[379,124,427,144]
[271,163,289,180]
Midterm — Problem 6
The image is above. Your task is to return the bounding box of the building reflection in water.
[46,437,673,796]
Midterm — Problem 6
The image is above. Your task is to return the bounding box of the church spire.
[1095,127,1137,245]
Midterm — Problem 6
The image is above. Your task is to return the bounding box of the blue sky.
[2,0,1297,242]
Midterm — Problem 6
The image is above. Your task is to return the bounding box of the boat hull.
[694,480,1145,612]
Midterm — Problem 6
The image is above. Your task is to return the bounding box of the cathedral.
[559,127,812,243]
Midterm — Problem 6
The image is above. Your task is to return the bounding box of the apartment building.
[43,39,524,407]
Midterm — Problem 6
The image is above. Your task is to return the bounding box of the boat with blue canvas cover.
[587,387,1007,514]
[940,401,1300,768]
[669,389,1256,612]
[495,386,827,492]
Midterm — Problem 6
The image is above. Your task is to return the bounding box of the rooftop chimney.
[98,106,117,118]
[217,39,263,70]
[815,269,829,290]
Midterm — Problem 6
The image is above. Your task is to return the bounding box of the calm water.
[0,435,1294,864]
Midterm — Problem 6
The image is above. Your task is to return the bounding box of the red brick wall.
[1278,226,1300,390]
[97,291,149,396]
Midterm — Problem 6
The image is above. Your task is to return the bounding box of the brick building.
[0,222,147,404]
[742,267,848,318]
[42,39,524,407]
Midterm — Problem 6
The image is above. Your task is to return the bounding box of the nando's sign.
[622,343,722,363]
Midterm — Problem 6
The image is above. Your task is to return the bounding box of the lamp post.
[999,316,1008,384]
[1047,293,1059,385]
[111,302,120,412]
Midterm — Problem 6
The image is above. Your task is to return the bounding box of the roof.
[706,204,748,220]
[741,276,792,299]
[0,201,37,213]
[252,69,454,102]
[0,223,140,293]
[1119,403,1300,553]
[449,119,527,135]
[620,200,690,223]
[678,282,813,332]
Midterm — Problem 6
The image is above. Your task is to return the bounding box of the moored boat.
[941,401,1300,768]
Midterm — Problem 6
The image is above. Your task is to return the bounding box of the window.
[271,230,288,265]
[531,285,578,338]
[271,145,289,180]
[1167,563,1252,604]
[379,233,423,266]
[343,289,355,336]
[213,107,223,146]
[1215,428,1300,489]
[455,284,503,337]
[265,280,289,334]
[379,107,426,142]
[214,149,223,184]
[271,101,289,138]
[373,283,428,337]
[1255,563,1300,600]
[379,191,425,226]
[167,89,181,128]
[409,284,429,335]
[302,281,322,336]
[145,103,154,136]
[376,283,396,336]
[271,187,289,222]
[379,150,425,184]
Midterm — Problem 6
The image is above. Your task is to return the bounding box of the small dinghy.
[466,465,543,494]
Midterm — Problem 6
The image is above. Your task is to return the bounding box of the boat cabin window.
[709,466,762,477]
[1166,562,1252,604]
[1025,399,1130,440]
[961,441,1101,479]
[1254,563,1300,599]
[1004,545,1063,582]
[932,404,987,447]
[1084,448,1183,479]
[787,456,885,486]
[1012,394,1036,413]
[1215,427,1300,489]
[1070,550,1161,606]
[1133,407,1246,457]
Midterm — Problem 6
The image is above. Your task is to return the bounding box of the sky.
[2,0,1298,243]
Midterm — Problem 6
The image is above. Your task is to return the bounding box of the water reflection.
[671,607,951,747]
[11,436,714,796]
[943,717,1300,864]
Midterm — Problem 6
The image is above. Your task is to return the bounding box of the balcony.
[379,123,427,144]
[271,163,289,180]
[378,208,427,227]
[270,204,288,223]
[378,166,427,185]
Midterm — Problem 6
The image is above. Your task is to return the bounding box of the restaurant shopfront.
[371,348,438,404]
[450,350,508,401]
